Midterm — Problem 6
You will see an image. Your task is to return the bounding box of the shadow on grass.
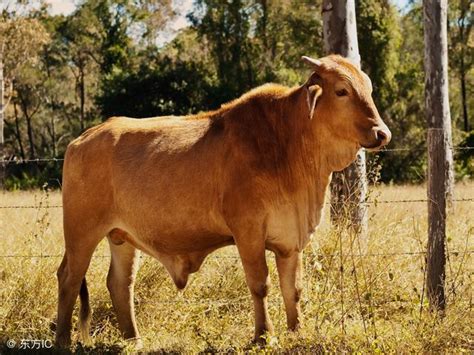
[0,343,125,354]
[197,342,325,354]
[1,342,327,354]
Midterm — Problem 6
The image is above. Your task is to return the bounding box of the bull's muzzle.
[363,126,392,150]
[375,128,391,147]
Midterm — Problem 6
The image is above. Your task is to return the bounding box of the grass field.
[0,182,473,353]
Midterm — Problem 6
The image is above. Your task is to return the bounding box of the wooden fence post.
[322,0,368,239]
[423,0,454,311]
[0,55,5,189]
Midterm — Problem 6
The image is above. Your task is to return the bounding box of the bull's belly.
[110,225,235,290]
[143,230,234,255]
[115,216,234,255]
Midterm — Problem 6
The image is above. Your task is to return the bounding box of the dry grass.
[0,182,473,353]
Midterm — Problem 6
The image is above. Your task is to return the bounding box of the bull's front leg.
[276,252,303,330]
[235,235,274,343]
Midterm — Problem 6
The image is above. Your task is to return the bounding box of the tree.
[322,0,368,238]
[253,0,323,84]
[97,54,214,118]
[189,0,256,103]
[448,0,473,132]
[187,0,325,107]
[377,3,426,182]
[88,0,174,75]
[356,0,401,117]
[0,15,50,186]
[54,6,102,132]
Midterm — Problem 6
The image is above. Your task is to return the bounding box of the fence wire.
[0,153,472,289]
[2,197,474,209]
[0,250,473,259]
[0,145,472,165]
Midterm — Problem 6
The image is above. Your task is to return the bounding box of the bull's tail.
[79,278,92,344]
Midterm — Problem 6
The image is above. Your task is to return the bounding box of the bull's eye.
[335,88,348,97]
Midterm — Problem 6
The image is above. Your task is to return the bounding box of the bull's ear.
[306,84,322,120]
[305,73,323,120]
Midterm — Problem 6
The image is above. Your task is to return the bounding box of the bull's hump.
[110,115,199,128]
[107,116,212,145]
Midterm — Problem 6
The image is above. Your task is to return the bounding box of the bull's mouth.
[361,141,386,151]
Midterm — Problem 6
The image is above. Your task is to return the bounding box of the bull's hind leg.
[276,252,303,330]
[107,237,141,343]
[55,236,99,347]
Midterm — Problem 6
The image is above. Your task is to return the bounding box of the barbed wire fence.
[1,147,473,258]
[0,147,473,338]
[1,146,473,165]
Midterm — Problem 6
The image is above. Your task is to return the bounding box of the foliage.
[188,0,323,102]
[356,0,401,113]
[448,0,473,132]
[0,0,473,188]
[365,2,427,183]
[98,54,215,117]
[0,16,50,78]
[455,130,474,178]
[189,0,256,102]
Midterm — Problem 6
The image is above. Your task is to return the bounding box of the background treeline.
[0,0,472,189]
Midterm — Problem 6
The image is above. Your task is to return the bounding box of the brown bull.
[55,55,391,347]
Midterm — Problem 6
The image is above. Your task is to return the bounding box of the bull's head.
[301,55,391,151]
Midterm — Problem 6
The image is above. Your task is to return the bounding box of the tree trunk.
[423,0,454,312]
[458,0,470,132]
[17,90,42,162]
[322,0,368,239]
[0,57,4,188]
[460,57,469,132]
[51,114,57,158]
[25,114,35,160]
[79,64,85,132]
[13,102,25,160]
[259,0,268,50]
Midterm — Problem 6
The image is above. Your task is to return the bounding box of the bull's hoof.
[252,333,277,346]
[125,337,143,351]
[287,322,301,332]
[246,334,278,351]
[173,277,189,290]
[54,336,71,349]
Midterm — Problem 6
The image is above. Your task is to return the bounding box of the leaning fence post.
[322,0,368,241]
[423,0,454,311]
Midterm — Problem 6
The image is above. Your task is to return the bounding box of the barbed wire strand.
[0,145,473,164]
[1,197,473,210]
[0,158,64,164]
[377,146,474,153]
[0,250,472,259]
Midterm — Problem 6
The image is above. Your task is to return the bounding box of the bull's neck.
[276,87,357,203]
[280,127,331,233]
[274,114,330,205]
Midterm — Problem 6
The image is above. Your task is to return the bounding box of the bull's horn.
[301,56,322,67]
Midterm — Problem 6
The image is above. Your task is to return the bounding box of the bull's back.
[62,116,232,251]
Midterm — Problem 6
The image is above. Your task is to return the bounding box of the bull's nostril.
[375,129,391,146]
[377,130,387,141]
